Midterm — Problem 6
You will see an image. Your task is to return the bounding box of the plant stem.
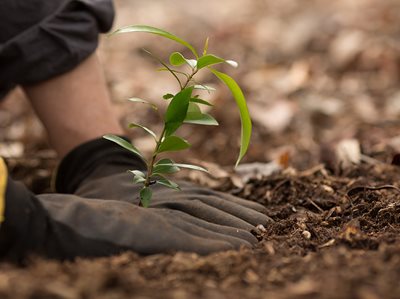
[142,67,197,192]
[142,49,183,89]
[144,127,166,187]
[182,68,198,89]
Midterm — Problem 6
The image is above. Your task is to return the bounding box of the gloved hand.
[0,137,272,261]
[76,176,270,232]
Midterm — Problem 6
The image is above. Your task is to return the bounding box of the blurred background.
[2,0,400,189]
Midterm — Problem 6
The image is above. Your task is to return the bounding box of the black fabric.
[55,136,146,194]
[0,0,115,99]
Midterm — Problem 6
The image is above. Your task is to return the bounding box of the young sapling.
[104,25,252,207]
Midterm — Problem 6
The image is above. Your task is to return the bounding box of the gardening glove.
[0,137,272,261]
[55,138,273,246]
[0,157,257,262]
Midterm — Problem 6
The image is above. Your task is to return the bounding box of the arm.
[23,53,124,158]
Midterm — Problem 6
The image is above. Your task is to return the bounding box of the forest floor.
[1,0,400,298]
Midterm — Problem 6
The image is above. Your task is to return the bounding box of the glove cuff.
[54,136,146,194]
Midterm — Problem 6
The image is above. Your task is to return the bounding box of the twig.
[347,185,400,197]
[306,198,324,213]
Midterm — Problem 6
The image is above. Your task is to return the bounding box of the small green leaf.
[187,102,201,113]
[184,103,218,125]
[157,136,190,153]
[196,55,238,69]
[184,112,219,126]
[128,123,157,140]
[110,25,199,58]
[163,93,174,100]
[193,84,216,92]
[140,187,152,208]
[169,52,197,69]
[190,97,213,106]
[164,87,193,136]
[129,170,146,184]
[153,158,181,175]
[173,163,208,172]
[197,54,225,70]
[203,37,209,56]
[155,158,175,165]
[155,158,207,173]
[210,69,252,167]
[128,170,146,178]
[169,52,186,66]
[185,59,197,69]
[154,175,181,190]
[226,60,239,68]
[133,175,146,184]
[103,135,145,160]
[128,98,158,110]
[153,163,180,175]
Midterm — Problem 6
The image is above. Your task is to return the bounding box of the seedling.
[104,25,252,207]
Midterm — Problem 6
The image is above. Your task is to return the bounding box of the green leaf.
[103,135,145,160]
[140,187,152,208]
[173,163,208,172]
[190,97,213,106]
[128,123,157,141]
[155,158,175,165]
[163,93,174,100]
[128,97,158,110]
[203,37,209,56]
[187,102,201,113]
[129,170,146,184]
[154,175,181,190]
[157,136,190,153]
[153,163,180,175]
[197,54,225,70]
[226,60,239,68]
[185,59,197,69]
[210,69,252,167]
[169,52,186,66]
[184,103,218,125]
[193,84,216,92]
[110,25,199,58]
[129,170,146,178]
[184,112,219,126]
[132,176,146,184]
[164,87,193,136]
[197,55,238,70]
[169,52,197,69]
[153,158,180,175]
[132,175,146,184]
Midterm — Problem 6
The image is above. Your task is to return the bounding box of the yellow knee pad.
[0,157,7,223]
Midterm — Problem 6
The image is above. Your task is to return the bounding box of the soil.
[1,0,400,298]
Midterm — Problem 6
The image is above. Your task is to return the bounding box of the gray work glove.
[76,176,270,235]
[0,138,272,261]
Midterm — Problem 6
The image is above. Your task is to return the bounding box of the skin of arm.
[22,53,124,158]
